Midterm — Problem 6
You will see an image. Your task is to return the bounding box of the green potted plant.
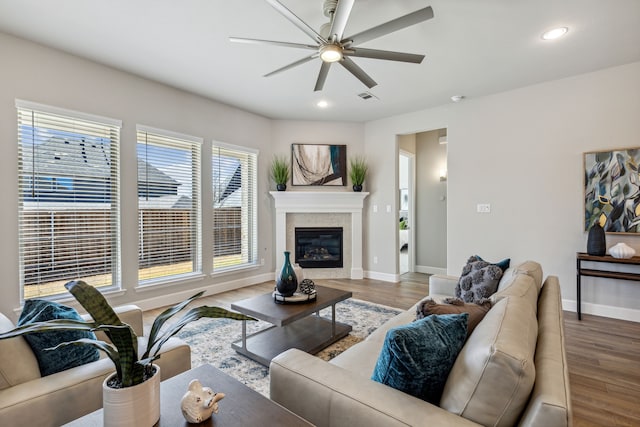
[349,156,368,192]
[270,155,290,191]
[0,280,254,426]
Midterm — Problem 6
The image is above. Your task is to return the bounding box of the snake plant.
[0,280,255,388]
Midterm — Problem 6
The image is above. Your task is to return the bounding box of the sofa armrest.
[429,274,459,297]
[82,305,144,338]
[270,349,481,427]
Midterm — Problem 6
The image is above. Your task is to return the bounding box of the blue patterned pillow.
[371,313,468,404]
[18,299,100,376]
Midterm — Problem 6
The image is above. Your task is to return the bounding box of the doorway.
[397,129,447,277]
[399,150,414,274]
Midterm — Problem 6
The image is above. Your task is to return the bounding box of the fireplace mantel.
[270,191,369,279]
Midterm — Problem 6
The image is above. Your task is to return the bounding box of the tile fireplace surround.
[270,191,369,279]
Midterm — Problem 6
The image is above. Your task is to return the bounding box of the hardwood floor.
[144,273,640,427]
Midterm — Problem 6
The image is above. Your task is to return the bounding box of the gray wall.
[3,29,640,322]
[0,32,364,319]
[364,61,640,321]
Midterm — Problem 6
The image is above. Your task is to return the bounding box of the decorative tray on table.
[273,290,317,304]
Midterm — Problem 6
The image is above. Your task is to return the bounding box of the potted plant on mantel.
[270,155,290,191]
[0,280,255,427]
[349,156,368,192]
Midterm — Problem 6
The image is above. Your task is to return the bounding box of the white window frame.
[136,125,203,287]
[16,99,122,300]
[212,141,259,274]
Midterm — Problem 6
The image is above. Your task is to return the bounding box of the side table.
[576,252,640,320]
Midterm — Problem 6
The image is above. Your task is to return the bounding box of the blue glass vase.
[276,251,298,297]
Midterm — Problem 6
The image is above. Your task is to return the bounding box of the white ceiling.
[0,0,639,122]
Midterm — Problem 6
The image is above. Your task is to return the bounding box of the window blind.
[212,143,258,271]
[137,127,202,284]
[16,100,121,299]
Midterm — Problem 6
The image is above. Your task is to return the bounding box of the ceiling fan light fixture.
[320,44,343,62]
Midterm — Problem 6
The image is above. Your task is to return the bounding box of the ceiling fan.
[230,0,434,91]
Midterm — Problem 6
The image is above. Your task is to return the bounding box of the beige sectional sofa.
[270,261,572,427]
[0,305,191,427]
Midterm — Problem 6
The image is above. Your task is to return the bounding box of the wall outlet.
[386,205,392,213]
[373,205,378,213]
[373,256,378,264]
[477,203,491,213]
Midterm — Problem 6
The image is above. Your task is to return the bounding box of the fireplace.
[295,227,343,268]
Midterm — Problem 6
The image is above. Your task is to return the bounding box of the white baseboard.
[350,268,364,280]
[132,272,274,312]
[562,299,640,323]
[415,265,447,275]
[364,270,399,283]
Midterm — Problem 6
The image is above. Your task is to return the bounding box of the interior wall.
[364,61,640,321]
[270,120,365,190]
[415,130,447,272]
[0,32,280,318]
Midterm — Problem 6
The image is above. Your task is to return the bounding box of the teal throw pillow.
[475,254,511,271]
[371,313,468,404]
[18,299,100,376]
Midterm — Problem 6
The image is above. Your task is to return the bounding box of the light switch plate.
[477,203,491,213]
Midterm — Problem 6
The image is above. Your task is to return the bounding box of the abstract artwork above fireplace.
[291,143,346,186]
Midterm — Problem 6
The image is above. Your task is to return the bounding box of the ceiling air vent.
[357,92,379,101]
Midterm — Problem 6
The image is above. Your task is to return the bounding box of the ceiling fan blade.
[314,62,332,92]
[339,57,377,88]
[328,0,355,41]
[344,47,424,64]
[265,0,327,44]
[264,54,317,77]
[229,37,318,50]
[343,6,434,46]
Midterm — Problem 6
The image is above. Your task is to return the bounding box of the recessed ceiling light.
[450,95,465,103]
[316,100,329,108]
[541,27,568,40]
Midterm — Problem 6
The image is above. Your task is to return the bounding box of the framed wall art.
[291,143,347,186]
[584,147,640,233]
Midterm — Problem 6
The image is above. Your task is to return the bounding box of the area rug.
[177,299,402,397]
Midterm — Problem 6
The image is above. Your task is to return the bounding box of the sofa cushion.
[455,256,503,303]
[490,274,539,313]
[18,299,100,377]
[371,313,468,404]
[416,298,491,336]
[440,296,537,427]
[514,260,544,291]
[0,313,41,389]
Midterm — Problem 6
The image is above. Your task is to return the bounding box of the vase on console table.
[587,222,606,256]
[276,251,298,297]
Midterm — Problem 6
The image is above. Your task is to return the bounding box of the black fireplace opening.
[295,227,343,268]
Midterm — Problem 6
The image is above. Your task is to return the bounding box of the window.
[212,143,258,271]
[17,100,121,299]
[137,127,202,284]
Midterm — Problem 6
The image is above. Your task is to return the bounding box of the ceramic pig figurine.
[180,379,225,424]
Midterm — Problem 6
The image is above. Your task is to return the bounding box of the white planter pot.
[103,365,160,427]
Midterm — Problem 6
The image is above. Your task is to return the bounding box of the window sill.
[15,287,127,316]
[211,262,261,278]
[135,273,206,293]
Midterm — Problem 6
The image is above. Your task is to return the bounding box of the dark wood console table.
[576,252,640,320]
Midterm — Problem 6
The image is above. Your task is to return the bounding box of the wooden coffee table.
[231,285,352,366]
[64,364,312,426]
